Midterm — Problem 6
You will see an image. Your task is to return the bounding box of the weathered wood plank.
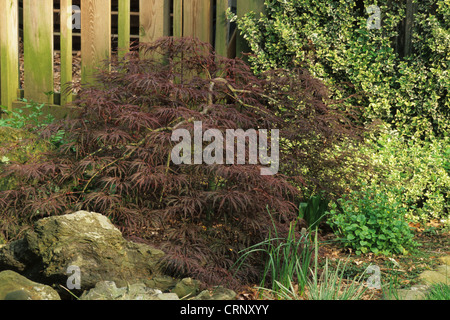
[0,0,19,111]
[139,0,170,43]
[60,0,73,105]
[183,0,212,44]
[173,0,183,38]
[118,0,130,58]
[215,0,230,57]
[236,0,265,59]
[23,0,54,104]
[81,0,111,85]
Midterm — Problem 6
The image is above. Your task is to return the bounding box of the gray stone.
[0,211,166,292]
[144,275,178,292]
[156,292,180,300]
[393,257,450,300]
[4,290,33,300]
[438,255,450,266]
[0,270,60,300]
[173,277,201,299]
[393,285,429,300]
[80,281,179,300]
[419,265,449,285]
[193,286,236,300]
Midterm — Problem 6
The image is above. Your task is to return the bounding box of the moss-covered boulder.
[0,126,53,191]
[0,270,60,300]
[0,211,166,295]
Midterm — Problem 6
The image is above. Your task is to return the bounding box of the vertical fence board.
[118,0,130,58]
[81,0,111,85]
[139,0,170,44]
[173,0,183,38]
[0,0,269,111]
[60,0,73,105]
[0,0,19,111]
[215,0,229,57]
[183,0,212,44]
[23,0,54,104]
[236,0,264,59]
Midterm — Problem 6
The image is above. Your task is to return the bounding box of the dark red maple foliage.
[0,37,365,288]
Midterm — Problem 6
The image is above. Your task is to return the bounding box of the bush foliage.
[361,124,450,222]
[234,0,450,139]
[328,183,418,255]
[0,38,365,288]
[234,0,449,225]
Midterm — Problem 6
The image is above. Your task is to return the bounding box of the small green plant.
[0,99,54,130]
[328,183,418,255]
[0,100,65,147]
[298,192,330,229]
[424,283,450,300]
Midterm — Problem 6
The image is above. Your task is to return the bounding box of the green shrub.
[234,0,450,139]
[0,100,66,148]
[328,183,418,255]
[0,99,55,129]
[360,124,450,223]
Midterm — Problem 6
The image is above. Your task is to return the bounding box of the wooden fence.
[0,0,265,114]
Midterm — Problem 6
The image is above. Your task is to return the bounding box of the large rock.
[0,270,60,300]
[0,211,166,293]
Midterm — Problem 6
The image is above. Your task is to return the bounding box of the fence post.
[0,0,19,112]
[23,0,54,104]
[236,0,265,60]
[139,0,170,44]
[183,0,213,44]
[118,0,131,59]
[60,0,73,106]
[81,0,111,85]
[215,0,230,57]
[173,0,183,38]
